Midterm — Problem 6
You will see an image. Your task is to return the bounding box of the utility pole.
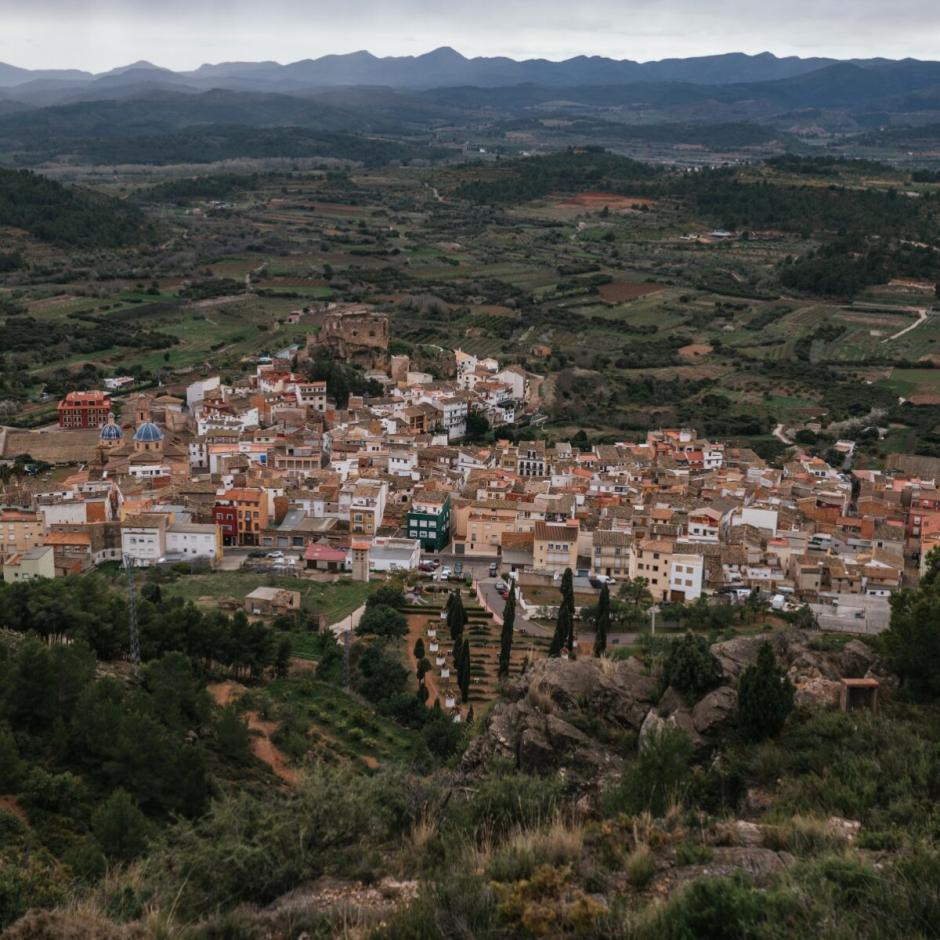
[123,554,141,666]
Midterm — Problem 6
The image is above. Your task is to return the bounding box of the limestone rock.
[692,686,737,735]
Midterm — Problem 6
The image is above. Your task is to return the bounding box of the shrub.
[737,642,794,742]
[662,633,723,701]
[92,789,152,862]
[626,844,656,887]
[356,605,407,639]
[607,727,694,817]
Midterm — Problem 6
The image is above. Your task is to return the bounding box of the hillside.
[0,167,154,247]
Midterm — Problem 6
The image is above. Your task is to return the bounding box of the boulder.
[692,686,737,735]
[463,657,658,782]
[839,639,878,678]
[793,675,841,709]
[713,819,764,847]
[826,816,862,844]
[521,656,657,729]
[639,706,702,752]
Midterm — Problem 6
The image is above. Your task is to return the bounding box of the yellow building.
[1,510,45,560]
[533,521,579,574]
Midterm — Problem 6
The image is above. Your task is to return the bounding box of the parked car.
[454,561,464,576]
[489,562,498,577]
[495,580,507,593]
[248,549,266,558]
[418,561,437,573]
[266,551,284,559]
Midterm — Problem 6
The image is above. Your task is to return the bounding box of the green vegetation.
[0,167,153,247]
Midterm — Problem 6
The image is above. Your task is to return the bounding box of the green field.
[164,571,372,624]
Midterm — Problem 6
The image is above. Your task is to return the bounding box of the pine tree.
[498,589,515,679]
[593,582,610,657]
[458,638,471,703]
[737,642,795,741]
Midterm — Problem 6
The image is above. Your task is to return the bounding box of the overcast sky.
[1,0,937,71]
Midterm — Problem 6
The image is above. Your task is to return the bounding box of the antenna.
[123,554,141,666]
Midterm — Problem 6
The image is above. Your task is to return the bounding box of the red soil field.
[555,191,657,210]
[598,281,665,303]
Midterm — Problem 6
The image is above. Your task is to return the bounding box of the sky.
[1,0,939,72]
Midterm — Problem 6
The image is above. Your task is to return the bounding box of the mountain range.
[3,48,940,165]
[0,48,928,102]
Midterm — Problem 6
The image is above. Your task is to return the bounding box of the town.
[2,299,931,655]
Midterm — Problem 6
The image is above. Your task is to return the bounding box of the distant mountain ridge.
[0,47,925,96]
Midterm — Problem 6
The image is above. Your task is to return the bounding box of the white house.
[668,553,704,602]
[121,514,168,566]
[166,522,222,563]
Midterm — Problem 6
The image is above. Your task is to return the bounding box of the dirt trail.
[0,795,28,823]
[209,681,300,784]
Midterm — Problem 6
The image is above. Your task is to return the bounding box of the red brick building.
[212,504,239,547]
[57,391,112,429]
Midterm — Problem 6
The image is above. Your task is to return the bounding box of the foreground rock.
[710,630,895,708]
[464,632,893,786]
[462,656,656,781]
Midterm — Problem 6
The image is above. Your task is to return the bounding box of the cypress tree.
[550,603,572,657]
[593,582,610,657]
[458,638,471,703]
[550,567,576,657]
[447,590,467,643]
[498,589,515,679]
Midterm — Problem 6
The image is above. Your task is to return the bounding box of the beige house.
[244,586,301,616]
[592,529,633,580]
[454,502,518,556]
[3,545,56,583]
[1,510,46,560]
[631,538,676,601]
[532,521,579,574]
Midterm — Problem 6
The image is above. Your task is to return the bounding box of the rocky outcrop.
[462,656,657,780]
[464,633,895,784]
[710,630,894,707]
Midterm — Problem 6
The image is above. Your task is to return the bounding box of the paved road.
[477,577,553,638]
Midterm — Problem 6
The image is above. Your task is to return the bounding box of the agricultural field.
[3,150,940,460]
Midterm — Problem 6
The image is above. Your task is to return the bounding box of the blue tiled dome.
[99,421,123,441]
[133,421,164,443]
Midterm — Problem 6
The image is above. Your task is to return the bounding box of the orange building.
[215,487,268,546]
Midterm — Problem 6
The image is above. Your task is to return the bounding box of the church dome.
[99,416,123,441]
[133,421,164,443]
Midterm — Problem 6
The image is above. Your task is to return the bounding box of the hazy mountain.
[0,48,924,98]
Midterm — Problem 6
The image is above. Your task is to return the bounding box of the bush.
[92,789,152,862]
[356,605,407,639]
[661,632,723,701]
[367,584,407,609]
[607,727,694,817]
